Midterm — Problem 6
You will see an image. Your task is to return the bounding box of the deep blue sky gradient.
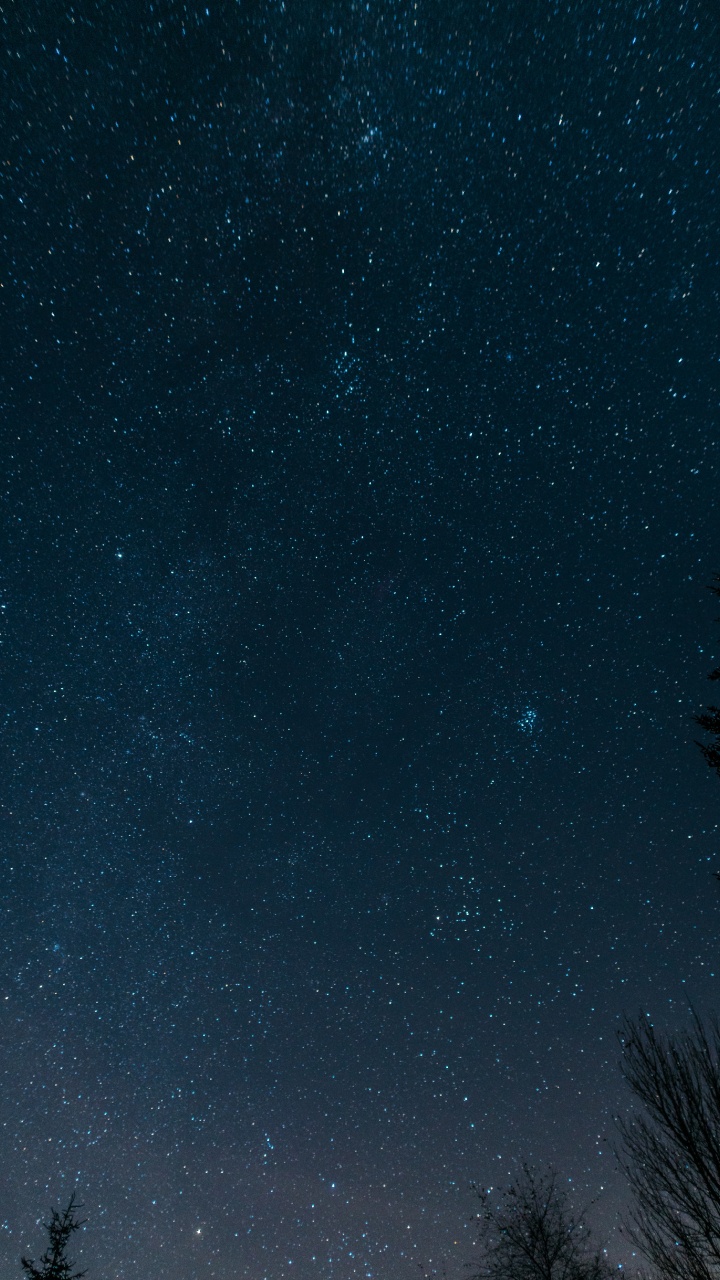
[1,3,719,1278]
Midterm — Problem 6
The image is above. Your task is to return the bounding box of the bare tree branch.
[468,1165,611,1280]
[618,1014,720,1280]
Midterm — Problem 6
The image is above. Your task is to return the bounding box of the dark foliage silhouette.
[695,575,720,782]
[21,1195,86,1280]
[468,1165,611,1280]
[618,1013,720,1280]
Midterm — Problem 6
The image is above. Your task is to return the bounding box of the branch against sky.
[468,1165,611,1280]
[695,575,720,783]
[619,1014,720,1280]
[21,1195,87,1280]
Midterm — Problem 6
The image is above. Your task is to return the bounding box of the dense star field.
[1,2,719,1278]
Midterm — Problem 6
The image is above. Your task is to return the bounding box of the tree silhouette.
[695,574,720,781]
[468,1165,610,1280]
[618,1013,720,1280]
[21,1195,86,1280]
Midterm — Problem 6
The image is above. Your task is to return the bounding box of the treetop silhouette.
[695,574,720,781]
[21,1194,86,1280]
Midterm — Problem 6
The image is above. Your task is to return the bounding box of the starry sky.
[1,2,719,1278]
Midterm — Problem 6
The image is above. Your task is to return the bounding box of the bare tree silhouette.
[468,1165,610,1280]
[618,1013,720,1280]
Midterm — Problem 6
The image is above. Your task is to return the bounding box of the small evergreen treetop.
[21,1195,86,1280]
[695,574,720,780]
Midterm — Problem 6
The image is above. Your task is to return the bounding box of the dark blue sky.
[1,3,719,1278]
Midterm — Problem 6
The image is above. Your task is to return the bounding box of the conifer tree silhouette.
[695,574,720,780]
[21,1195,86,1280]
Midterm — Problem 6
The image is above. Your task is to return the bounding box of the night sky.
[2,3,720,1278]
